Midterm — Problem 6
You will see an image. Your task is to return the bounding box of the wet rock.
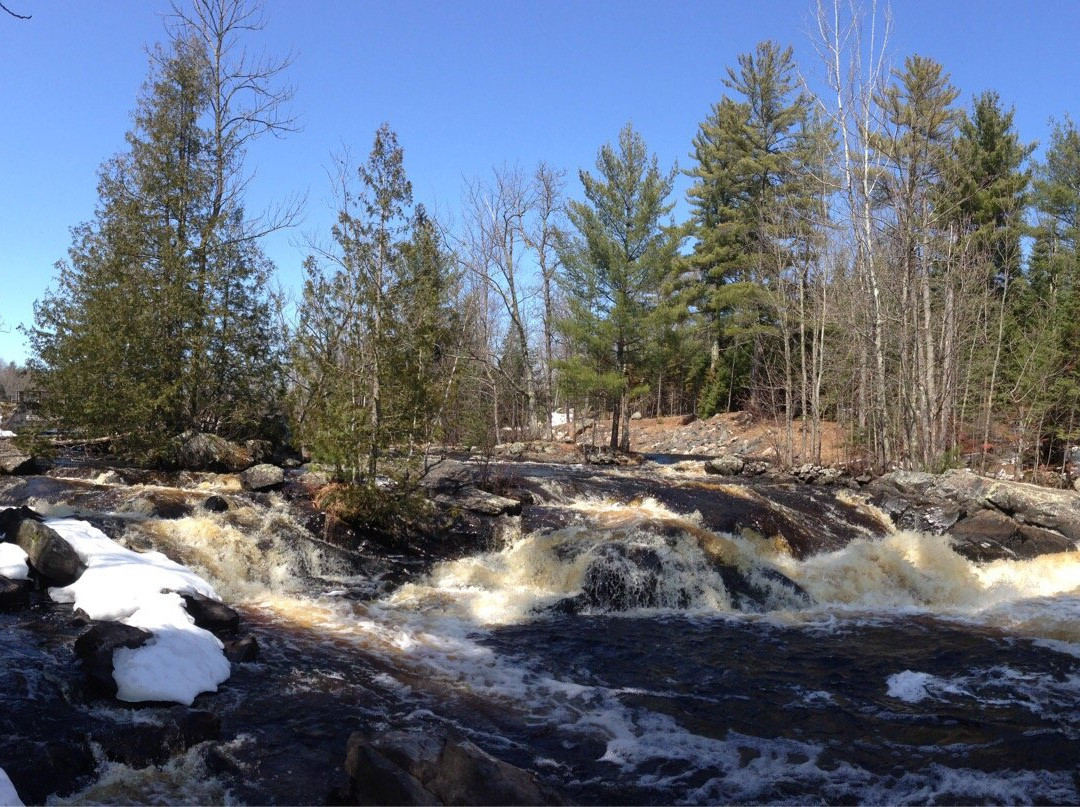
[714,564,812,611]
[74,621,153,696]
[0,576,32,610]
[174,430,254,472]
[96,708,221,768]
[2,738,97,804]
[203,494,231,513]
[224,635,259,663]
[240,463,285,492]
[341,734,440,806]
[180,591,240,635]
[426,738,561,806]
[704,455,745,476]
[117,489,194,519]
[949,510,1074,562]
[340,731,562,806]
[9,518,86,586]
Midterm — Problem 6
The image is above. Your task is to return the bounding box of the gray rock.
[239,463,285,492]
[0,441,35,475]
[9,518,86,586]
[704,455,745,476]
[174,430,253,472]
[950,510,1074,561]
[435,487,522,517]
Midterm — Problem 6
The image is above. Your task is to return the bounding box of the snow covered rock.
[74,621,152,695]
[46,518,232,705]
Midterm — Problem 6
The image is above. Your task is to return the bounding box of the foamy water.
[14,467,1080,805]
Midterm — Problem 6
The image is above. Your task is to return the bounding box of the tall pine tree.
[557,123,678,451]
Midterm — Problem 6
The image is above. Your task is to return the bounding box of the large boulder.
[704,455,745,476]
[5,516,86,586]
[174,431,254,472]
[239,463,285,492]
[873,468,1080,559]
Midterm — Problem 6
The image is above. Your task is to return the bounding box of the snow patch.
[0,766,23,806]
[0,543,29,580]
[45,518,230,706]
[0,430,15,439]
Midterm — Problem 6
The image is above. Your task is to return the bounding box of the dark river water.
[4,461,1080,805]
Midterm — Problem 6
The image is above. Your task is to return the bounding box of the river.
[4,459,1080,804]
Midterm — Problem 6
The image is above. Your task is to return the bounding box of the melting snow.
[45,518,230,706]
[0,766,22,806]
[0,543,29,580]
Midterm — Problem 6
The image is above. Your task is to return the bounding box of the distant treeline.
[24,0,1080,482]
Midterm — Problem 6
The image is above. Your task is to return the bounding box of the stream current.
[5,460,1080,804]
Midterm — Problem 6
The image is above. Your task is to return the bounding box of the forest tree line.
[21,0,1080,483]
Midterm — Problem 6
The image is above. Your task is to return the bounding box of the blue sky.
[1,0,1078,363]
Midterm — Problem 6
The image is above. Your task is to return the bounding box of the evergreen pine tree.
[557,123,679,451]
[27,4,287,458]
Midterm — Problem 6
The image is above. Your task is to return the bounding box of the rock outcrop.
[872,469,1080,561]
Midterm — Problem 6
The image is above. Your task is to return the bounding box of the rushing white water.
[37,470,1080,805]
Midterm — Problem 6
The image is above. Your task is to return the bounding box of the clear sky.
[1,0,1078,363]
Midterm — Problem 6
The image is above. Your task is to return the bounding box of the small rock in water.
[224,636,259,663]
[202,495,230,513]
[180,591,241,635]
